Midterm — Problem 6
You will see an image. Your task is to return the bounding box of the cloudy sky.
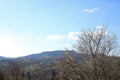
[0,0,120,57]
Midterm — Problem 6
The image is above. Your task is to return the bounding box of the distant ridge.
[23,50,65,59]
[0,50,85,67]
[0,50,78,60]
[0,56,6,59]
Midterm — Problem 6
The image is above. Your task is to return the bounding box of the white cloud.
[83,8,100,14]
[94,26,108,36]
[48,32,80,41]
[67,32,80,40]
[48,35,65,40]
[96,25,105,29]
[96,25,108,35]
[95,30,108,36]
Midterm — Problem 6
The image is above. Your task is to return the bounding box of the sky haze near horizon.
[0,0,120,57]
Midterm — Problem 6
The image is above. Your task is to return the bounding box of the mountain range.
[0,50,79,60]
[0,56,6,60]
[0,50,81,66]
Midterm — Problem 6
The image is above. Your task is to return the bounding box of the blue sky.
[0,0,120,57]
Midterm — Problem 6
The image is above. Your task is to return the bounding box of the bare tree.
[4,60,26,80]
[0,69,6,80]
[57,28,120,80]
[26,63,50,80]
